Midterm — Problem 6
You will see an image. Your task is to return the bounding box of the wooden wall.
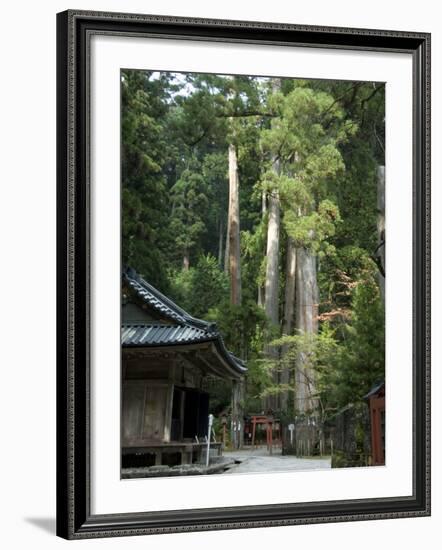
[122,380,173,443]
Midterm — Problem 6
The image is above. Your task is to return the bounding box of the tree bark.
[257,190,267,307]
[227,143,242,305]
[264,187,280,326]
[283,236,297,335]
[264,78,282,327]
[280,236,296,411]
[263,186,281,412]
[294,245,319,414]
[263,78,282,412]
[226,119,243,445]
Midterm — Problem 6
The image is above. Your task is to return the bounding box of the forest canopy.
[121,70,385,420]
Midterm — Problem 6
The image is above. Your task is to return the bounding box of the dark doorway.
[183,389,209,440]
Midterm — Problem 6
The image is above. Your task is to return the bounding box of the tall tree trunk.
[226,135,243,447]
[263,78,281,412]
[280,236,296,411]
[294,245,319,414]
[264,190,281,410]
[263,185,281,412]
[264,187,280,326]
[257,190,267,307]
[227,143,242,306]
[376,165,385,303]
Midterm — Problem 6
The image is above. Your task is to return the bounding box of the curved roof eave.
[122,268,247,376]
[123,268,217,332]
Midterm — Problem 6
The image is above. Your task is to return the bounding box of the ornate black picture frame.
[56,9,430,539]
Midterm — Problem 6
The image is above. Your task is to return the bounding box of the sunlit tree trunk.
[280,236,296,411]
[264,186,280,326]
[263,181,281,411]
[226,137,244,446]
[263,78,281,412]
[294,245,319,414]
[257,190,267,307]
[227,143,242,306]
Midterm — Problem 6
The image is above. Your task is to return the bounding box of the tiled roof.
[125,277,187,325]
[123,268,214,331]
[122,267,246,376]
[122,324,212,346]
[364,381,385,399]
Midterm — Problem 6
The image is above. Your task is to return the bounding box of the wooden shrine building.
[121,267,247,469]
[365,381,385,466]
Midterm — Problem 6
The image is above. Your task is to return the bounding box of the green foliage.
[121,70,385,423]
[167,267,193,311]
[261,87,357,168]
[263,270,384,417]
[260,84,354,262]
[317,246,379,333]
[200,152,229,259]
[121,70,172,292]
[207,299,267,361]
[241,221,268,297]
[284,199,341,255]
[334,274,385,406]
[207,300,269,412]
[168,254,229,318]
[263,322,340,419]
[169,166,210,267]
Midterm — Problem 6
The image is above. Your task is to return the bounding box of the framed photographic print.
[56,9,431,539]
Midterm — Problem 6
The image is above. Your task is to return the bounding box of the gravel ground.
[222,447,331,474]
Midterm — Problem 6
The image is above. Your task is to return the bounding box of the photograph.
[120,70,386,479]
[55,9,430,538]
[1,0,437,545]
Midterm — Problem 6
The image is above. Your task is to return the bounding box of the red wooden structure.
[249,415,281,455]
[366,382,385,466]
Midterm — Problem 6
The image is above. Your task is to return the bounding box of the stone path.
[222,447,331,474]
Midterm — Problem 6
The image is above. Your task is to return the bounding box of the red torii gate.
[250,414,280,455]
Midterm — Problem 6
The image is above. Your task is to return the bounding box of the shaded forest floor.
[222,448,331,474]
